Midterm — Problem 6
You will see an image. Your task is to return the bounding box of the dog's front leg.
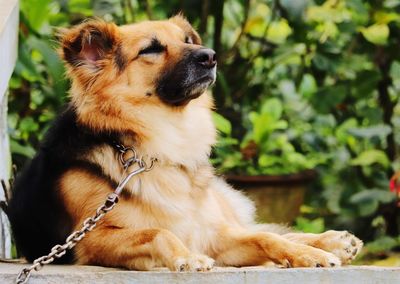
[283,230,363,264]
[75,227,214,271]
[214,229,341,268]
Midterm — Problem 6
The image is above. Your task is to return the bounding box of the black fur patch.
[114,44,127,72]
[63,30,84,67]
[155,49,192,106]
[8,106,124,263]
[156,48,215,106]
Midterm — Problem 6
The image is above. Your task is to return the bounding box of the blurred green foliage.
[8,0,400,260]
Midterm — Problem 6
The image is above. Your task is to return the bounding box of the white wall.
[0,0,19,258]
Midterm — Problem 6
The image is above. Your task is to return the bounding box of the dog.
[8,15,363,271]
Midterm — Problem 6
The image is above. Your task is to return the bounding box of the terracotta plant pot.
[226,170,316,225]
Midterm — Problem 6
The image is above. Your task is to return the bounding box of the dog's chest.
[123,165,220,253]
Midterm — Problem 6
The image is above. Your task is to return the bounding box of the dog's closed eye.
[139,38,166,55]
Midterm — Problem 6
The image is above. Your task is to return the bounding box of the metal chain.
[16,144,156,284]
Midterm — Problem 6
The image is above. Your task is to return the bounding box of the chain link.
[16,144,155,284]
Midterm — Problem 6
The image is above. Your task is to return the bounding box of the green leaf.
[274,120,288,130]
[360,24,389,45]
[258,154,280,167]
[358,199,379,216]
[350,150,390,167]
[68,0,93,16]
[299,74,317,98]
[364,236,400,254]
[350,189,395,216]
[390,61,400,78]
[252,113,271,144]
[212,112,232,135]
[215,137,238,148]
[286,152,309,167]
[19,117,39,133]
[352,70,381,97]
[266,19,292,44]
[335,118,358,144]
[390,61,400,89]
[312,54,335,71]
[310,85,346,113]
[28,37,67,95]
[21,0,52,32]
[220,152,243,171]
[9,77,22,89]
[295,217,325,233]
[374,11,400,24]
[347,124,392,139]
[10,140,36,158]
[384,0,400,8]
[216,71,231,97]
[245,17,267,38]
[350,189,395,204]
[279,80,297,97]
[261,98,283,120]
[93,0,124,21]
[350,188,395,217]
[280,0,307,21]
[307,3,351,23]
[15,42,43,82]
[245,3,270,37]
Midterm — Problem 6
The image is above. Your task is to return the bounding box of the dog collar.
[112,141,157,170]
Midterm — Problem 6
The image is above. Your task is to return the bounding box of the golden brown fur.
[54,16,363,271]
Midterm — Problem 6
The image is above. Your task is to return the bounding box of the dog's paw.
[172,254,214,272]
[314,230,363,264]
[282,244,341,268]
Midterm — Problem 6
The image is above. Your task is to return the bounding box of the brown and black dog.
[8,16,362,271]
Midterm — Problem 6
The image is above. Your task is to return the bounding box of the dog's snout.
[194,48,217,68]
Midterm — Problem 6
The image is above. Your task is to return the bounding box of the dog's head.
[60,16,216,108]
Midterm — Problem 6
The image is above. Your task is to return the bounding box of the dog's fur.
[8,16,362,271]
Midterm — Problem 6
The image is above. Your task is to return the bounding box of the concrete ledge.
[0,0,18,259]
[1,264,399,284]
[0,0,18,98]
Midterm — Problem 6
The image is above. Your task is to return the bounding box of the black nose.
[194,48,217,68]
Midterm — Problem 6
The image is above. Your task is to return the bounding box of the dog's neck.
[75,89,216,171]
[116,94,216,171]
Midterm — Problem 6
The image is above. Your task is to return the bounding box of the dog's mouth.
[156,48,217,107]
[184,72,216,98]
[164,72,216,106]
[156,71,216,106]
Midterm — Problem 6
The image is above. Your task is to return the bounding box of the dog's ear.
[169,14,202,45]
[59,20,126,72]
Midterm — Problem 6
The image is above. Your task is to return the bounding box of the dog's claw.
[179,264,186,272]
[352,248,358,256]
[173,254,214,272]
[282,259,292,268]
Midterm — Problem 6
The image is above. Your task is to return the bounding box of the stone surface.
[1,264,399,284]
[0,93,11,259]
[0,0,18,259]
[0,0,19,97]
